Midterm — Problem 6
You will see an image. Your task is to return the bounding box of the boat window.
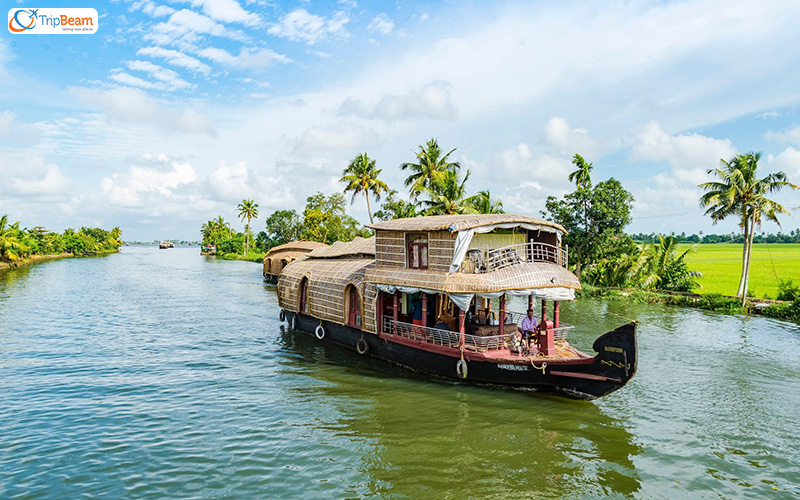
[299,278,309,314]
[407,234,428,269]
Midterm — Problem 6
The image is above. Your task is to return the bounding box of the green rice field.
[676,243,800,299]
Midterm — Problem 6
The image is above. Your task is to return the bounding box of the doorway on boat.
[346,285,362,328]
[299,277,309,314]
[377,291,435,330]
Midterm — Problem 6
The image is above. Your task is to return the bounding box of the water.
[1,247,798,499]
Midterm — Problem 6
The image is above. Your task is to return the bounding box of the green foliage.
[340,152,389,224]
[762,299,800,321]
[468,190,505,214]
[373,191,420,221]
[264,209,303,247]
[776,279,800,301]
[420,169,478,215]
[401,138,460,200]
[542,162,634,275]
[0,215,120,262]
[697,293,746,314]
[301,192,371,244]
[237,199,258,257]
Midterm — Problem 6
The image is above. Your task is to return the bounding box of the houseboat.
[276,214,637,400]
[159,241,172,249]
[263,240,327,283]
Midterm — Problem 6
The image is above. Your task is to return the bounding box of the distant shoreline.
[0,250,118,273]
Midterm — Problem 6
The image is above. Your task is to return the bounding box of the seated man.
[518,308,539,347]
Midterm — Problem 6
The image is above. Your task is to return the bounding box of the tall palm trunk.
[244,219,250,256]
[736,216,750,298]
[365,193,374,225]
[740,214,756,306]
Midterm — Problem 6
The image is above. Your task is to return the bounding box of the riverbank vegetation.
[197,139,799,321]
[0,214,122,270]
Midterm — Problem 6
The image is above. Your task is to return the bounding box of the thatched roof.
[365,261,580,294]
[265,240,327,256]
[367,214,566,234]
[307,236,375,259]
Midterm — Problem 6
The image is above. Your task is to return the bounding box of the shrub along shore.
[0,250,119,273]
[579,285,800,322]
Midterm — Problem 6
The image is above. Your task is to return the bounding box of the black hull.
[284,312,637,401]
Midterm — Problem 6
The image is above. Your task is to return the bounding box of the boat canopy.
[449,222,563,274]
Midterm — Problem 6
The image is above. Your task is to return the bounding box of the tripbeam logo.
[8,8,98,34]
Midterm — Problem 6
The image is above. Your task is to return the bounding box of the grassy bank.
[0,250,119,273]
[676,243,800,299]
[579,285,800,321]
[217,252,265,263]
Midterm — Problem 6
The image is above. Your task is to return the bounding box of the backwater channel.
[1,246,798,499]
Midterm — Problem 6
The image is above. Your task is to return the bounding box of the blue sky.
[2,0,800,241]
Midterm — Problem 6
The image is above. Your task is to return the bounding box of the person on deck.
[519,308,539,348]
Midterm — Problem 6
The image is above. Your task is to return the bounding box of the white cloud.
[765,125,800,147]
[145,9,247,45]
[69,86,215,135]
[337,80,457,122]
[100,154,196,208]
[190,0,260,25]
[267,8,349,44]
[131,1,175,17]
[767,147,800,180]
[756,110,781,119]
[368,14,394,36]
[109,70,169,91]
[207,161,294,206]
[293,121,380,154]
[543,117,598,157]
[0,156,72,198]
[0,111,41,145]
[137,46,212,75]
[630,121,736,181]
[197,47,292,69]
[127,60,194,90]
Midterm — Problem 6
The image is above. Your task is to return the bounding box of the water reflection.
[277,327,643,499]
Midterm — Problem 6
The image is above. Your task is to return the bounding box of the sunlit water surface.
[1,247,798,499]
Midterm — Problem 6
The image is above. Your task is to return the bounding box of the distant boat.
[201,244,216,255]
[159,241,173,249]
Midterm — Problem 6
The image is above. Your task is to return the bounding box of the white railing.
[381,316,515,352]
[466,242,568,273]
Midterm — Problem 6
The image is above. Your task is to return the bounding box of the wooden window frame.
[406,233,429,270]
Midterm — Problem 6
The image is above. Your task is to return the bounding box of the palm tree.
[699,152,798,304]
[237,200,259,257]
[568,153,593,189]
[401,138,460,200]
[421,169,478,215]
[0,214,30,262]
[339,152,389,225]
[636,236,700,291]
[468,189,505,214]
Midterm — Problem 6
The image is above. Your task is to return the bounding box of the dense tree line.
[631,230,800,244]
[0,214,122,263]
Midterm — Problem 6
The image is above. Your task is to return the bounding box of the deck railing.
[506,310,574,340]
[381,316,515,353]
[465,242,568,273]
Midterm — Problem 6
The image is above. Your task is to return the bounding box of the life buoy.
[356,337,369,354]
[456,359,468,379]
[291,315,298,330]
[279,310,286,322]
[315,324,326,339]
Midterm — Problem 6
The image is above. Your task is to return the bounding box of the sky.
[2,0,800,242]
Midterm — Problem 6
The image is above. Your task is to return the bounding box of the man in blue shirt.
[519,308,539,348]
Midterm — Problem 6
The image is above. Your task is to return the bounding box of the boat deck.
[381,318,595,365]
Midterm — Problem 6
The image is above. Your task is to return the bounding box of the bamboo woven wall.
[363,283,378,334]
[277,258,375,328]
[375,230,455,272]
